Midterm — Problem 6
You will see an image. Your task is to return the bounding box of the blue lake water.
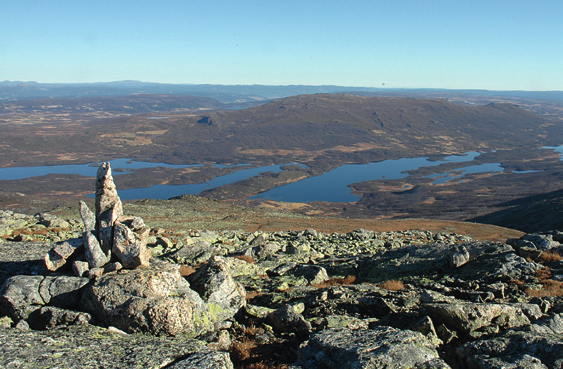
[250,152,487,202]
[116,164,288,200]
[425,163,504,185]
[0,158,204,180]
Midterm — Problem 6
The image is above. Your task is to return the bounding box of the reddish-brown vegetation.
[311,275,356,288]
[234,255,256,264]
[380,280,405,291]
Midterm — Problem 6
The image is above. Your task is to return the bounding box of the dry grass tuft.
[246,290,264,301]
[242,363,291,369]
[536,266,553,281]
[230,323,294,369]
[179,264,197,277]
[230,338,258,362]
[525,279,563,297]
[311,275,356,288]
[538,251,562,263]
[509,278,525,286]
[235,255,256,264]
[380,280,404,291]
[525,265,563,297]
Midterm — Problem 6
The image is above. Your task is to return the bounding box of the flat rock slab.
[0,325,207,369]
[292,326,449,369]
[0,241,51,287]
[457,330,563,369]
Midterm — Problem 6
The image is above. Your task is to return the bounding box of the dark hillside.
[141,94,555,168]
[469,189,563,232]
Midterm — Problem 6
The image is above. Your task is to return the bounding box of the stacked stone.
[45,162,151,278]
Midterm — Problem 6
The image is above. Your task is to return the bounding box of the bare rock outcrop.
[292,326,450,369]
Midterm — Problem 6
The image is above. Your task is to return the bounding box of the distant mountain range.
[1,80,562,104]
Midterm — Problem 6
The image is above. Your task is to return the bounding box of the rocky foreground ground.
[0,165,562,369]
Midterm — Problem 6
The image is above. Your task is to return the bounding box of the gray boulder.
[39,275,89,308]
[292,326,450,369]
[188,256,246,322]
[80,200,110,268]
[522,234,560,251]
[457,330,563,369]
[35,212,71,229]
[446,244,470,267]
[424,302,541,338]
[80,261,215,337]
[112,217,151,268]
[44,238,84,271]
[266,304,312,337]
[0,275,88,321]
[528,313,563,334]
[0,275,44,320]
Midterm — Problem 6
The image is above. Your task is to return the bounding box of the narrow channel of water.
[0,158,203,180]
[115,164,287,200]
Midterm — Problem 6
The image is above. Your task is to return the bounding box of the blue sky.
[1,0,561,90]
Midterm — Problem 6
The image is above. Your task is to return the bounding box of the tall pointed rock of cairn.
[95,162,123,258]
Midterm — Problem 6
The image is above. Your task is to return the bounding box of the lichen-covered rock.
[465,353,548,369]
[169,351,234,369]
[35,213,71,229]
[311,314,369,331]
[168,240,222,264]
[266,304,312,337]
[358,241,537,284]
[0,210,33,237]
[188,256,246,323]
[80,261,215,336]
[424,303,540,338]
[0,325,208,368]
[457,330,563,369]
[292,264,329,285]
[292,326,450,369]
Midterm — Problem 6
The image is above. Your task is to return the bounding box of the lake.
[1,146,561,202]
[249,152,492,202]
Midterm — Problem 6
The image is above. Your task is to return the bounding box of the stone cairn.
[45,162,151,277]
